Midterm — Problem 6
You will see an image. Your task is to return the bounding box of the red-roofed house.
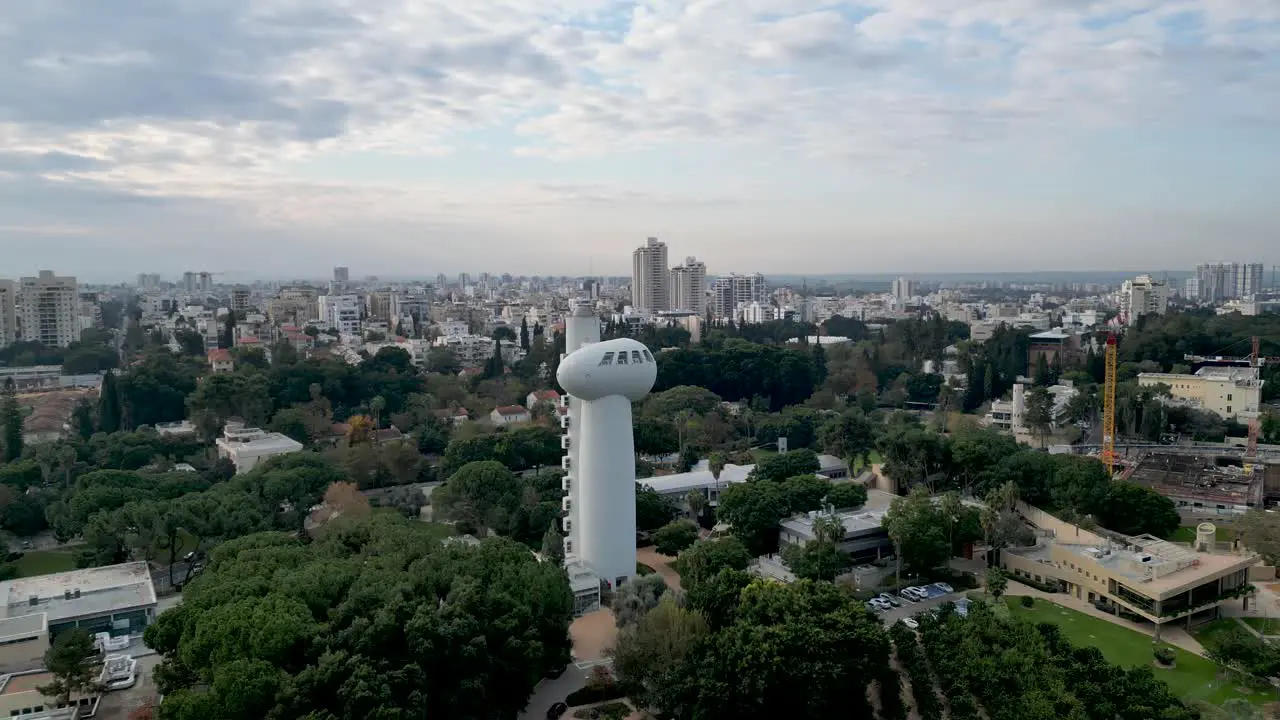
[526,389,560,408]
[490,405,531,426]
[208,348,234,373]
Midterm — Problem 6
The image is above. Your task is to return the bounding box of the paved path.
[518,666,590,720]
[1004,583,1208,656]
[636,546,682,592]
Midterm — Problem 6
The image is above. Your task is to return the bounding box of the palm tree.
[369,396,387,433]
[685,490,707,522]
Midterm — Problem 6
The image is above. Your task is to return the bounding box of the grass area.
[1166,526,1235,544]
[852,450,884,473]
[13,550,78,578]
[1239,617,1280,635]
[1006,598,1272,708]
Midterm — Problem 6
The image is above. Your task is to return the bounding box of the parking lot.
[869,583,969,625]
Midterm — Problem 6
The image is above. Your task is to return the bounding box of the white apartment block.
[1193,263,1264,302]
[711,273,768,320]
[631,237,669,313]
[433,334,494,368]
[1119,275,1169,326]
[20,271,78,348]
[436,319,469,338]
[891,276,917,302]
[738,300,776,324]
[317,294,362,336]
[0,280,16,349]
[668,256,707,316]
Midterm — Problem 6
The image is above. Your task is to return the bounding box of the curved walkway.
[636,546,683,592]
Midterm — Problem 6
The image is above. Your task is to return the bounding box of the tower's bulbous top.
[557,338,657,402]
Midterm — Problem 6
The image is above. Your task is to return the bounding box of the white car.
[904,587,927,600]
[870,598,892,611]
[901,617,919,630]
[877,593,901,607]
[935,582,954,594]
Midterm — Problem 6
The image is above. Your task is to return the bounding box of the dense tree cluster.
[911,601,1198,720]
[146,514,572,720]
[430,461,566,547]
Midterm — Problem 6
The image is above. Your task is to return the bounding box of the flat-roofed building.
[215,424,303,474]
[1139,364,1262,420]
[1002,505,1257,636]
[778,489,898,564]
[0,562,156,671]
[0,667,98,719]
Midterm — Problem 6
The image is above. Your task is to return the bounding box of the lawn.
[13,550,78,578]
[1006,598,1273,708]
[1239,617,1280,635]
[852,450,884,473]
[1166,526,1235,544]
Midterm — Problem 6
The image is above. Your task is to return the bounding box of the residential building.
[267,287,319,324]
[891,276,917,302]
[1139,364,1262,420]
[1027,328,1084,376]
[0,280,16,349]
[433,334,494,368]
[181,271,196,293]
[75,293,101,334]
[558,337,657,594]
[490,405,532,426]
[0,665,101,718]
[1194,263,1265,302]
[711,273,768,320]
[0,562,157,671]
[215,424,304,474]
[668,256,707,315]
[1119,274,1168,326]
[230,286,252,313]
[19,272,78,348]
[526,389,561,409]
[631,237,669,313]
[207,348,235,373]
[198,271,213,293]
[1002,505,1257,635]
[317,294,362,336]
[333,266,349,286]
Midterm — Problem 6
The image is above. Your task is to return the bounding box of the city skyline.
[2,1,1278,278]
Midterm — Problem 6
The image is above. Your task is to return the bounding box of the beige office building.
[19,271,78,348]
[1138,365,1262,420]
[1002,507,1256,637]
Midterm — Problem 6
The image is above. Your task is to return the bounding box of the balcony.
[562,475,572,492]
[560,414,571,429]
[563,518,572,533]
[561,435,571,450]
[561,456,572,470]
[560,395,571,408]
[563,497,572,512]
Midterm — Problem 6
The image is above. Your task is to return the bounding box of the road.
[518,665,594,720]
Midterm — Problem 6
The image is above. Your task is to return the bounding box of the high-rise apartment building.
[230,286,252,313]
[182,272,197,293]
[20,271,78,348]
[631,237,669,313]
[198,272,213,293]
[891,276,917,302]
[333,267,350,285]
[1120,274,1169,326]
[711,273,768,320]
[0,280,16,349]
[668,256,707,315]
[1193,263,1264,301]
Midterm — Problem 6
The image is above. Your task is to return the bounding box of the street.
[518,665,593,720]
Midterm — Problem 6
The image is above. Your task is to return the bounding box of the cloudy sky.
[1,0,1277,281]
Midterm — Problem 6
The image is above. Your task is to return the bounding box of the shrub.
[1154,646,1176,666]
[566,667,626,707]
[1020,596,1035,608]
[877,667,908,720]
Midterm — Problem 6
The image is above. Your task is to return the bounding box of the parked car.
[901,617,919,630]
[898,589,918,602]
[865,602,881,612]
[935,582,954,594]
[547,702,568,719]
[902,587,925,601]
[870,598,891,611]
[877,593,901,607]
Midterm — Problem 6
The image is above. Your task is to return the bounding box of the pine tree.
[519,317,530,351]
[1,379,23,462]
[220,311,237,350]
[98,371,122,434]
[484,338,504,379]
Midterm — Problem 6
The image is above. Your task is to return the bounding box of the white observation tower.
[557,336,656,590]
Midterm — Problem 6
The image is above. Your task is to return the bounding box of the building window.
[617,353,628,365]
[598,353,614,366]
[1227,406,1232,414]
[642,350,654,362]
[632,351,643,364]
[1228,394,1233,401]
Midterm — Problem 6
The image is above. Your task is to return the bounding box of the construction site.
[1122,449,1280,515]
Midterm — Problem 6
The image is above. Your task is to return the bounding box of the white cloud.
[0,0,1277,274]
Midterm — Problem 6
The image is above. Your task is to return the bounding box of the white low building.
[215,424,303,474]
[639,463,755,507]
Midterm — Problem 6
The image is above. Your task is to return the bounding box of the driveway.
[518,665,591,720]
[636,546,682,592]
